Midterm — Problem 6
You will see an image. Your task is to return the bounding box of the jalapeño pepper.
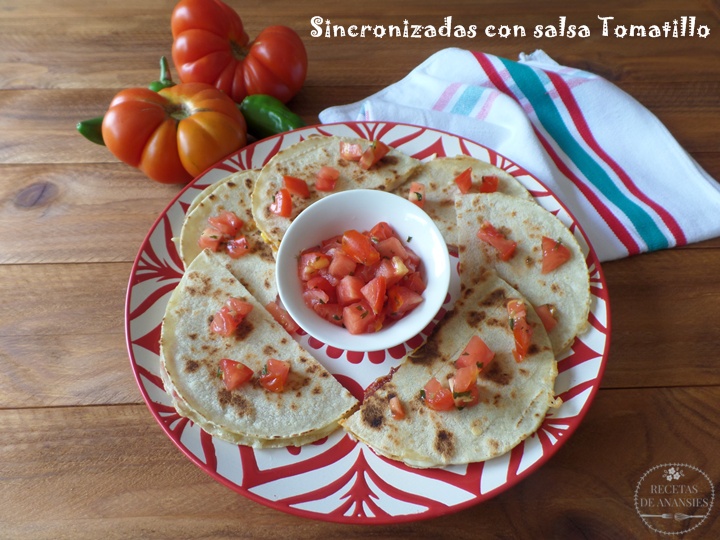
[77,57,176,146]
[239,94,305,140]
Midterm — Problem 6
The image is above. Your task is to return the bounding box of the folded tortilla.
[341,269,558,468]
[455,192,591,354]
[160,250,358,448]
[251,135,421,250]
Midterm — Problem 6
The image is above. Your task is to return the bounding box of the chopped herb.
[406,236,412,243]
[419,389,426,401]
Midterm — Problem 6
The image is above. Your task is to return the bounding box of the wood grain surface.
[1,0,718,538]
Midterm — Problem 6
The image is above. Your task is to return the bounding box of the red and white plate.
[125,121,610,524]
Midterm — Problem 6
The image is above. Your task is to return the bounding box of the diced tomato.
[400,271,426,294]
[541,236,572,273]
[341,229,381,266]
[387,285,423,316]
[508,299,533,362]
[298,250,330,280]
[336,275,364,306]
[259,359,291,393]
[376,257,410,288]
[265,301,300,334]
[225,235,250,258]
[343,301,376,334]
[456,335,495,372]
[535,303,558,332]
[270,188,292,217]
[339,141,363,161]
[389,396,406,420]
[207,210,243,236]
[303,288,330,309]
[283,175,310,198]
[375,236,409,260]
[361,275,387,315]
[453,384,480,409]
[369,221,395,242]
[450,365,479,394]
[328,251,357,279]
[479,174,499,193]
[407,182,426,208]
[454,167,473,194]
[422,378,455,411]
[314,302,344,326]
[359,140,391,170]
[306,275,337,304]
[198,227,223,251]
[218,359,253,391]
[316,166,340,192]
[210,297,253,337]
[477,221,517,261]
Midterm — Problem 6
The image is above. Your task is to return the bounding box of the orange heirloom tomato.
[171,0,307,104]
[102,83,247,184]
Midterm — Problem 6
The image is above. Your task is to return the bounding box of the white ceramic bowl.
[276,189,451,352]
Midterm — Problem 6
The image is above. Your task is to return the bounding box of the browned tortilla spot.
[434,429,455,459]
[185,360,200,373]
[482,359,513,386]
[360,399,385,429]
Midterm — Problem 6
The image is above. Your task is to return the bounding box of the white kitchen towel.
[319,47,720,261]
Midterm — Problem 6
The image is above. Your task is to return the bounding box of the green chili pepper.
[239,94,306,139]
[77,57,175,146]
[76,116,105,146]
[147,56,176,92]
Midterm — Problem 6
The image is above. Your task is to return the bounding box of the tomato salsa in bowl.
[276,189,451,352]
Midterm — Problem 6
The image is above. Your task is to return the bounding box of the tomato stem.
[230,39,248,61]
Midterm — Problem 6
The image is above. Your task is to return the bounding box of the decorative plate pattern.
[125,122,610,524]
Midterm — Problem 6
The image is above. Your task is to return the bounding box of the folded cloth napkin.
[319,47,720,261]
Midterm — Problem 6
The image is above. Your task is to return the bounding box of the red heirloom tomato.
[102,83,247,184]
[171,0,308,104]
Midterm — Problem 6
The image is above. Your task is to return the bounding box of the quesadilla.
[340,269,559,468]
[456,192,591,354]
[251,135,421,250]
[393,155,533,247]
[160,250,358,448]
[179,169,278,306]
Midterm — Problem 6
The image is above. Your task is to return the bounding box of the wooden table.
[1,0,718,537]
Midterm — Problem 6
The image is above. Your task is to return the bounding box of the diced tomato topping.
[314,302,344,326]
[375,236,409,260]
[535,303,558,332]
[387,285,423,316]
[479,174,499,193]
[407,182,426,208]
[207,211,243,237]
[389,396,406,420]
[225,235,250,259]
[298,250,330,280]
[359,141,391,170]
[316,166,340,192]
[455,335,495,371]
[283,175,310,198]
[259,359,291,393]
[450,365,479,394]
[454,167,473,194]
[422,378,455,411]
[270,188,292,217]
[328,251,357,279]
[508,299,533,362]
[541,236,572,273]
[339,141,363,161]
[361,275,387,315]
[265,301,300,334]
[453,384,480,409]
[342,229,381,266]
[343,301,376,334]
[297,222,425,335]
[477,221,517,261]
[336,275,364,306]
[218,359,253,391]
[198,227,223,252]
[369,221,395,242]
[210,297,253,337]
